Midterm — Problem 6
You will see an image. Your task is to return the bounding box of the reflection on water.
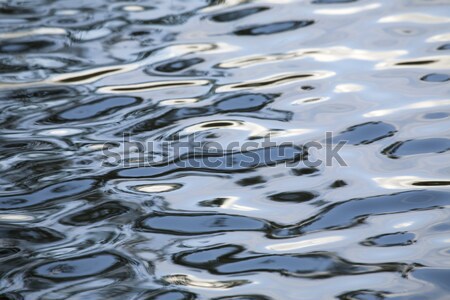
[0,0,449,299]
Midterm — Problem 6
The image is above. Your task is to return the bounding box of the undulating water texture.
[0,0,449,299]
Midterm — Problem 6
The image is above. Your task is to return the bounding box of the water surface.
[0,0,449,299]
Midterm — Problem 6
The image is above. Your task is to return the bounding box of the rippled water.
[0,0,450,299]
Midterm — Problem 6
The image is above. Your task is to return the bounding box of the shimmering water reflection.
[0,0,449,299]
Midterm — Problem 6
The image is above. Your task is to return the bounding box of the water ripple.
[0,0,449,299]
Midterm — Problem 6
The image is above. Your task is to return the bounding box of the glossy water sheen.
[0,0,449,299]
